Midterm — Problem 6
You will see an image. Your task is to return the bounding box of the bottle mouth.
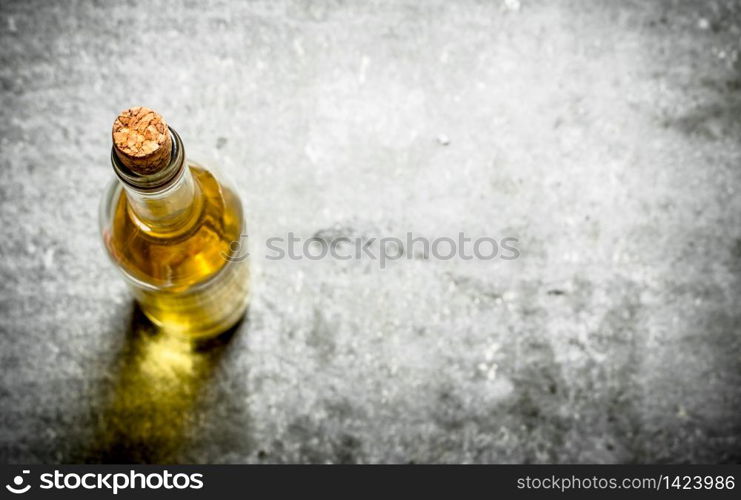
[111,126,184,191]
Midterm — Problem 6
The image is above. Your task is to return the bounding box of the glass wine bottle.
[99,107,249,338]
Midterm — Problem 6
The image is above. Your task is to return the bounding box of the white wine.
[100,107,249,338]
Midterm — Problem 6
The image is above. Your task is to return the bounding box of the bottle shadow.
[77,303,245,463]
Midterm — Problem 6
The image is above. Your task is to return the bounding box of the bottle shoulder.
[100,163,245,291]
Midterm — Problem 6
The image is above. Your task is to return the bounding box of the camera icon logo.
[221,233,249,262]
[5,470,31,494]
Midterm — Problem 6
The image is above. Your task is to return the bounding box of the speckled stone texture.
[1,0,740,463]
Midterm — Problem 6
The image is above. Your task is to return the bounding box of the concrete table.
[1,0,740,463]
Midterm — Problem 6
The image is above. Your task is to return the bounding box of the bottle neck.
[123,164,200,233]
[112,128,200,233]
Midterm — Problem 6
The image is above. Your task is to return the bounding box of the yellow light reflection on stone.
[83,305,234,463]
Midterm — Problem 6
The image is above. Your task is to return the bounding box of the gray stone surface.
[1,0,741,463]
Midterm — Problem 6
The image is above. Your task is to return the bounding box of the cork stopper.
[112,106,172,175]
